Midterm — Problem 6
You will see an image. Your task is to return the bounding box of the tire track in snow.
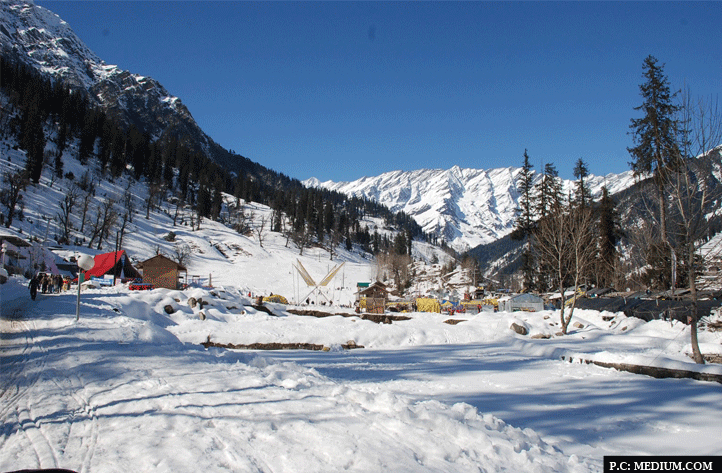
[16,396,60,469]
[0,314,59,469]
[0,316,36,453]
[51,374,99,473]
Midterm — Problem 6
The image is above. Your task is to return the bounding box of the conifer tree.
[596,186,621,288]
[511,150,535,240]
[573,158,591,209]
[535,163,562,220]
[511,150,536,291]
[20,98,46,184]
[533,163,563,292]
[628,55,682,252]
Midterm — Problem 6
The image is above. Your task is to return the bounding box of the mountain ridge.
[305,165,637,251]
[0,0,277,183]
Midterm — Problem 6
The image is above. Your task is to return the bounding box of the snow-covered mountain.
[305,165,637,251]
[0,0,230,165]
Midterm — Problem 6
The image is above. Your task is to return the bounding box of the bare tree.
[666,89,722,363]
[290,222,311,255]
[146,182,164,219]
[87,198,118,250]
[173,242,192,267]
[172,195,185,227]
[390,252,413,294]
[1,170,28,228]
[56,183,79,243]
[77,172,96,234]
[326,227,343,261]
[254,214,267,248]
[534,202,596,334]
[123,182,135,225]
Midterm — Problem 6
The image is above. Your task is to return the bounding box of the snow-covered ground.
[2,274,722,473]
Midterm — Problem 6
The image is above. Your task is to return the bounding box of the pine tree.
[19,97,46,184]
[532,163,563,292]
[596,186,621,288]
[511,149,535,240]
[535,163,562,220]
[511,150,536,291]
[628,55,682,251]
[78,110,99,165]
[573,158,591,209]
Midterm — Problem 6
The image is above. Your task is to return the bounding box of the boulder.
[510,322,528,335]
[531,333,551,339]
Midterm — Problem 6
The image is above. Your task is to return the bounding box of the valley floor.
[2,277,721,473]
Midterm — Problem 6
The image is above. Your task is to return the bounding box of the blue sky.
[37,1,722,183]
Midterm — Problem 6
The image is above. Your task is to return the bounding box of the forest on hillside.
[0,55,429,261]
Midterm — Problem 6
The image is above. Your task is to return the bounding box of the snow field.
[3,275,722,472]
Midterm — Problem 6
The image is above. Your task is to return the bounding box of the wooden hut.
[138,254,187,290]
[359,281,389,314]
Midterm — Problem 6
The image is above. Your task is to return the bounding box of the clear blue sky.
[36,1,722,183]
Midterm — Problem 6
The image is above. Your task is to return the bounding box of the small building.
[138,254,187,290]
[84,250,141,282]
[359,281,389,314]
[499,293,544,313]
[355,282,370,301]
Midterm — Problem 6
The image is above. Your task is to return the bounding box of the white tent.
[499,293,544,312]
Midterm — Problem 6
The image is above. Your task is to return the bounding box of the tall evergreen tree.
[573,158,591,209]
[531,163,563,292]
[511,150,535,240]
[535,162,563,220]
[596,186,621,288]
[19,98,46,184]
[628,55,682,251]
[511,150,536,291]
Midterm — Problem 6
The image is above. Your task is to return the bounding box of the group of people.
[28,273,68,300]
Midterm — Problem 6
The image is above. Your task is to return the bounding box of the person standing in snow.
[29,275,40,300]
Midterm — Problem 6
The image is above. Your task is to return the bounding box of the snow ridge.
[305,166,637,250]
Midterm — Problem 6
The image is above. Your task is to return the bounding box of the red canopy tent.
[83,251,141,280]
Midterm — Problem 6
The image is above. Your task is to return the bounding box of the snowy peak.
[2,0,105,89]
[305,166,636,250]
[2,0,196,140]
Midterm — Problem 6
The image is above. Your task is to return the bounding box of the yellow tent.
[263,294,289,304]
[416,298,441,313]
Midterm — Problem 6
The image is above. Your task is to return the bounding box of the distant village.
[5,231,721,326]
